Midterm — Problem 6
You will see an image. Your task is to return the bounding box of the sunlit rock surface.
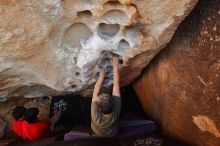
[0,0,197,99]
[133,0,220,146]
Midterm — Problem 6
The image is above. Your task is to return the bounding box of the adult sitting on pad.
[11,106,26,138]
[91,54,121,137]
[22,107,60,141]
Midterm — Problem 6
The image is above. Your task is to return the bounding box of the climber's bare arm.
[92,68,105,102]
[112,54,120,97]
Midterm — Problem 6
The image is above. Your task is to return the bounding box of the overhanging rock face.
[0,0,198,99]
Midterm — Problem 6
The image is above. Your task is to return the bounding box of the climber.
[21,107,61,141]
[91,54,121,137]
[11,106,26,138]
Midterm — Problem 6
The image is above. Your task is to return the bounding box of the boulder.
[0,0,197,99]
[133,0,220,146]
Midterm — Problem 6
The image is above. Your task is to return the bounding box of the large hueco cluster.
[55,0,143,87]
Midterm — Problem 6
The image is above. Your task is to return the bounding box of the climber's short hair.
[12,106,26,121]
[23,108,39,123]
[98,93,113,114]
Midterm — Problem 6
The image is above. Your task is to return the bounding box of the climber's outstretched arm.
[112,54,120,97]
[92,68,105,102]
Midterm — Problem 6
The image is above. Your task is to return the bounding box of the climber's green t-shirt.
[91,96,121,137]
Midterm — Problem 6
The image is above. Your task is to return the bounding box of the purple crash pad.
[64,113,156,141]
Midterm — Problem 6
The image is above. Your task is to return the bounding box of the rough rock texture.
[133,0,220,146]
[0,0,197,99]
[0,118,7,140]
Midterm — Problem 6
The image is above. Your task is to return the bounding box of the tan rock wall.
[0,0,197,99]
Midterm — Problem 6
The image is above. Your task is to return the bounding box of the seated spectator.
[11,106,26,137]
[22,108,60,141]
